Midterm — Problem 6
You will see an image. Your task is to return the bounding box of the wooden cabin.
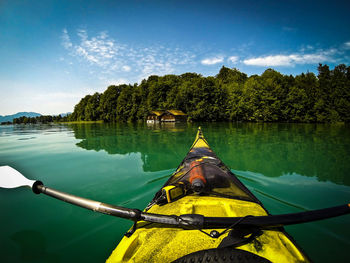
[146,111,165,123]
[161,110,187,122]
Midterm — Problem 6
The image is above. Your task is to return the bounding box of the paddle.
[1,165,349,230]
[0,165,145,220]
[0,165,36,189]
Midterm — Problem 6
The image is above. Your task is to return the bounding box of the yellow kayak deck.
[107,196,308,262]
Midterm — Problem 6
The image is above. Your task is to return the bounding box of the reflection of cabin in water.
[147,110,187,123]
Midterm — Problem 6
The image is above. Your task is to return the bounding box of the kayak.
[107,127,310,262]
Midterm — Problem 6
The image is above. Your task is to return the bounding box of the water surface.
[0,122,349,262]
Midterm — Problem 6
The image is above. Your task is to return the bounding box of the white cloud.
[77,29,87,40]
[243,49,335,67]
[201,56,224,65]
[106,78,129,86]
[228,56,239,63]
[122,65,131,72]
[62,29,120,67]
[344,41,350,49]
[61,29,73,49]
[244,55,293,66]
[61,29,197,82]
[290,53,329,64]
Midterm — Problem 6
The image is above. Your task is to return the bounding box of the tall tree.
[98,85,123,122]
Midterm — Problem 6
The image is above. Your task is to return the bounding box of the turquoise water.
[0,122,349,262]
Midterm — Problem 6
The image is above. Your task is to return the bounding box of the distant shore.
[60,120,104,124]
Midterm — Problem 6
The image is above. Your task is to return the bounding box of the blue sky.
[0,0,349,115]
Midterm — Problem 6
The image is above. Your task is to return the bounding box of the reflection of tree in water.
[71,122,195,172]
[70,122,350,186]
[207,123,350,186]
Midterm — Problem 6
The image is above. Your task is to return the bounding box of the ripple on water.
[17,137,36,141]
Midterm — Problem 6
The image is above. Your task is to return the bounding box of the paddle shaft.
[35,183,142,220]
[35,183,179,225]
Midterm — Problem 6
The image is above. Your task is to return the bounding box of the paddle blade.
[0,166,35,189]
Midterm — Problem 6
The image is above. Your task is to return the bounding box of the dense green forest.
[12,63,350,124]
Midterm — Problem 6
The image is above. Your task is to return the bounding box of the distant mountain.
[0,112,41,123]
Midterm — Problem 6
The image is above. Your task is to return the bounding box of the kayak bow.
[107,128,312,262]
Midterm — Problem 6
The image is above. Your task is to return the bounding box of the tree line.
[12,63,350,124]
[12,115,69,124]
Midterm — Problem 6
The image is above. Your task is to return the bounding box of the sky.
[0,0,349,115]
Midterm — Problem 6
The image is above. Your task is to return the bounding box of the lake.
[0,122,349,262]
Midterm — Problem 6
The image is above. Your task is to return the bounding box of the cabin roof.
[166,110,187,116]
[150,110,165,116]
